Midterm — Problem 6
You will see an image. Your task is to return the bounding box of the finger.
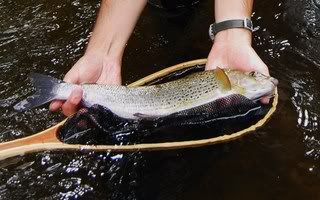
[61,86,83,116]
[49,100,63,112]
[205,58,218,70]
[63,69,80,84]
[252,54,270,76]
[258,65,270,76]
[205,59,225,71]
[50,69,79,113]
[260,96,270,104]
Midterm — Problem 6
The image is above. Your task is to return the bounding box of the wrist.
[213,28,252,46]
[215,15,252,23]
[85,37,125,61]
[214,0,253,44]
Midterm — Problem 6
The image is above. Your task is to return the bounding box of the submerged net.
[58,65,273,146]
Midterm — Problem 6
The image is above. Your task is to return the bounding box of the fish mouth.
[253,78,278,102]
[252,89,276,102]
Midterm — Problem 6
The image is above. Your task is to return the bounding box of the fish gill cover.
[58,65,272,145]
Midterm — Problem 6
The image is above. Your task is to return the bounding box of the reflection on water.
[282,0,320,161]
[0,0,101,141]
[292,77,320,159]
[292,80,318,131]
[1,0,320,199]
[0,151,143,199]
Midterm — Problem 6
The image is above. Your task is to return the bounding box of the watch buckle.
[244,18,253,31]
[209,23,214,41]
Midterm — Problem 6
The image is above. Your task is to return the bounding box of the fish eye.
[249,71,255,76]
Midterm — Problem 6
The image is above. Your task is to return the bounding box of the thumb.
[205,57,225,71]
[205,48,227,71]
[61,86,83,116]
[251,52,269,76]
[253,58,269,76]
[63,69,80,84]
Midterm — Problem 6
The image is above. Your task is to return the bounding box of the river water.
[0,0,320,199]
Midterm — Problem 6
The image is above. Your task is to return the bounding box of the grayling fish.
[14,68,278,119]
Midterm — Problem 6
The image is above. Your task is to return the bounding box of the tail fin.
[14,73,62,111]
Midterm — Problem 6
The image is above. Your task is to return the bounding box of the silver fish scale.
[81,71,231,119]
[14,69,276,117]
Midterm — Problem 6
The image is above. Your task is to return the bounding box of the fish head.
[226,70,278,101]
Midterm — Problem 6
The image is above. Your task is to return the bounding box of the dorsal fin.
[214,67,231,90]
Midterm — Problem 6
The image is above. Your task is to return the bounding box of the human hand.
[205,28,270,103]
[49,54,122,116]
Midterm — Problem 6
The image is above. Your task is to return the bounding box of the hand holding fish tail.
[49,55,122,116]
[49,0,146,116]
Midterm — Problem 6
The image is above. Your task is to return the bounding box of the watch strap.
[209,18,253,40]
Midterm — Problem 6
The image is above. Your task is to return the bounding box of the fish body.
[14,69,278,119]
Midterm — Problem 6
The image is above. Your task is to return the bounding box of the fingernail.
[261,98,270,104]
[49,101,60,111]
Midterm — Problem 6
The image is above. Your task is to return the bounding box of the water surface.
[0,0,320,199]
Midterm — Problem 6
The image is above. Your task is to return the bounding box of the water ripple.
[0,0,100,141]
[291,76,320,159]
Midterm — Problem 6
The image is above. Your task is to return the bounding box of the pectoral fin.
[214,67,232,91]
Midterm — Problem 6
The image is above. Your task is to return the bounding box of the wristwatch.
[209,18,253,40]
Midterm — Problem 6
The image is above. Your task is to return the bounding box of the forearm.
[214,0,253,44]
[215,0,253,22]
[85,0,147,59]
